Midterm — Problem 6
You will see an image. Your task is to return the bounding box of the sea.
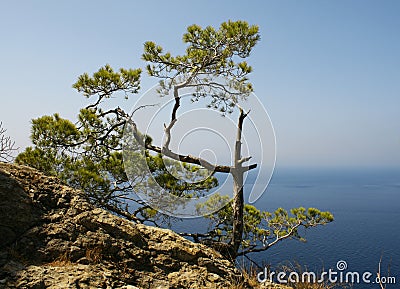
[166,167,400,288]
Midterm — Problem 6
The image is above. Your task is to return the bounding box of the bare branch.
[121,106,232,173]
[377,257,385,289]
[0,122,18,162]
[130,103,160,117]
[157,144,232,173]
[377,255,392,289]
[162,119,177,152]
[179,232,211,243]
[170,75,196,121]
[243,164,258,172]
[238,156,252,164]
[100,202,140,224]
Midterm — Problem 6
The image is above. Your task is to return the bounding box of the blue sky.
[0,0,399,168]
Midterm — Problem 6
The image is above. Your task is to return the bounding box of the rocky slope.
[0,163,288,289]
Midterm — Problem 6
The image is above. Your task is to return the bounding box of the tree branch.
[0,122,18,162]
[179,232,211,243]
[238,156,252,164]
[243,164,258,172]
[239,221,302,256]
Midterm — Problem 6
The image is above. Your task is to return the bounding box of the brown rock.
[1,163,253,288]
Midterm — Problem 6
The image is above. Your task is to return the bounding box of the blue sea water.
[168,167,400,288]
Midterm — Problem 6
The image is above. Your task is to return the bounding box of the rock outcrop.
[0,163,288,289]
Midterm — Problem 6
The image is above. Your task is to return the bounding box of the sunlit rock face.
[0,163,252,289]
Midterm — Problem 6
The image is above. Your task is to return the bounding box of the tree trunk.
[230,108,247,259]
[231,167,244,259]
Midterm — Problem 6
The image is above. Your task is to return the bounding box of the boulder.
[0,163,247,288]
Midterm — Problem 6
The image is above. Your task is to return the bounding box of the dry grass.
[242,266,264,288]
[228,263,352,289]
[278,263,351,289]
[229,265,280,289]
[47,251,73,267]
[47,246,104,267]
[85,246,103,264]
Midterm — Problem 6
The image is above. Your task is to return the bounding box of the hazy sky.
[0,0,399,168]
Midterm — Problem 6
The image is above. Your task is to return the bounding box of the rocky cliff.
[0,163,288,289]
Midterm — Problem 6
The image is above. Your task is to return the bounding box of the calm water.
[169,167,400,288]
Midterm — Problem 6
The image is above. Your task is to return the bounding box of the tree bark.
[231,167,244,259]
[230,108,247,259]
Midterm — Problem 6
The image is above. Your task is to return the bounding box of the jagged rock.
[0,163,293,289]
[0,163,251,288]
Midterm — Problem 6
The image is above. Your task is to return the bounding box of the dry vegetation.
[228,263,352,289]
